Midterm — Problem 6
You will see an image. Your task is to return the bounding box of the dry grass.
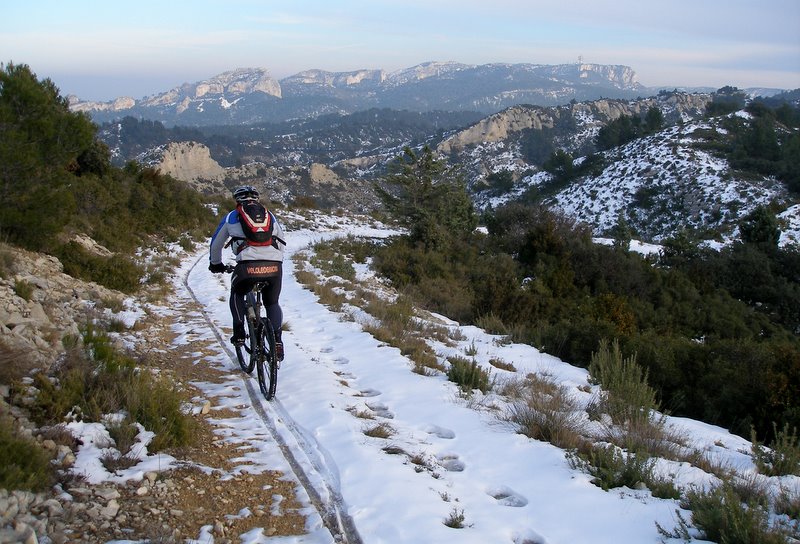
[504,372,587,450]
[363,423,394,439]
[0,339,42,385]
[488,357,516,372]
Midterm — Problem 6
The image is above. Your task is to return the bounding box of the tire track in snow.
[182,253,363,544]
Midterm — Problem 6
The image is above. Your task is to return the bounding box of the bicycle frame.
[227,266,279,400]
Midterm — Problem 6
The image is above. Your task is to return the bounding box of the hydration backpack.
[236,201,275,247]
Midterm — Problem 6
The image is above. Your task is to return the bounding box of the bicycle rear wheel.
[235,314,257,374]
[255,320,278,400]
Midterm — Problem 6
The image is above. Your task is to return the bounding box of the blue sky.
[2,0,799,101]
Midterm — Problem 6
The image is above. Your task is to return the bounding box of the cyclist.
[208,185,286,361]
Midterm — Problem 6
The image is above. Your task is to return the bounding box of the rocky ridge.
[69,61,651,126]
[438,93,712,154]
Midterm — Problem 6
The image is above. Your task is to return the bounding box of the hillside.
[98,89,800,247]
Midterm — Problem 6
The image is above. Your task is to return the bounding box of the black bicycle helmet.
[232,185,260,203]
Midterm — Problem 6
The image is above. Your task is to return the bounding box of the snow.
[64,212,799,544]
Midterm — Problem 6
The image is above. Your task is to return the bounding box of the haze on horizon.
[2,0,799,102]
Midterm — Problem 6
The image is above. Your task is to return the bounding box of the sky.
[61,210,799,543]
[2,0,799,101]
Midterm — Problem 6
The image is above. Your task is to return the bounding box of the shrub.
[55,242,144,293]
[0,339,40,384]
[31,324,196,451]
[0,248,15,279]
[588,339,659,427]
[751,422,800,476]
[567,444,678,498]
[505,372,586,449]
[0,416,53,491]
[446,356,491,394]
[363,423,394,439]
[13,279,34,301]
[675,483,792,544]
[310,243,356,281]
[443,507,466,529]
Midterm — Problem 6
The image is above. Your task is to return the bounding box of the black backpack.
[236,201,274,247]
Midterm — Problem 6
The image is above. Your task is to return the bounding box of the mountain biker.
[208,185,286,361]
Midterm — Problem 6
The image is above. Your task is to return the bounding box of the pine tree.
[377,146,476,250]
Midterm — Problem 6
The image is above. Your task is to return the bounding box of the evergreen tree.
[644,106,664,133]
[377,146,476,250]
[739,205,780,249]
[0,62,96,247]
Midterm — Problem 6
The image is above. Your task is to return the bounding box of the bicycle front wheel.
[255,320,278,400]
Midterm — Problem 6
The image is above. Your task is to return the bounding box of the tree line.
[0,62,217,292]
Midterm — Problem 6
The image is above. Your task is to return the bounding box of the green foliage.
[377,146,477,250]
[678,483,792,544]
[751,422,800,476]
[739,205,780,248]
[0,62,216,275]
[481,169,515,195]
[697,101,800,194]
[706,86,747,116]
[446,356,491,393]
[595,114,642,151]
[589,339,659,427]
[644,106,664,133]
[0,416,53,491]
[55,242,144,293]
[595,107,666,152]
[31,324,196,451]
[369,198,800,441]
[13,279,33,301]
[520,127,556,165]
[567,445,678,498]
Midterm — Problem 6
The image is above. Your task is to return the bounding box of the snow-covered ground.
[67,212,798,543]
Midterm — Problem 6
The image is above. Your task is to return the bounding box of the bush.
[751,422,800,476]
[55,242,144,293]
[588,339,659,427]
[677,483,792,544]
[13,279,34,301]
[31,324,196,451]
[0,416,53,491]
[567,444,678,498]
[505,372,586,449]
[446,356,491,394]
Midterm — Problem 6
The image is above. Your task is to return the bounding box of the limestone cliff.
[438,93,712,154]
[157,142,226,183]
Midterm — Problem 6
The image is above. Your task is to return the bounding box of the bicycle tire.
[235,313,257,374]
[256,319,278,400]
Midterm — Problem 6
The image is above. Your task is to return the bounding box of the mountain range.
[84,62,799,248]
[71,62,652,125]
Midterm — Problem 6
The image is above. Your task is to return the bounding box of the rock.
[200,400,212,415]
[100,499,119,519]
[157,142,226,184]
[41,499,63,517]
[94,488,120,502]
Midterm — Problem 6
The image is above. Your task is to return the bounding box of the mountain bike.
[226,265,279,400]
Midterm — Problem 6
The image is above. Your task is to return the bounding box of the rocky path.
[1,266,312,543]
